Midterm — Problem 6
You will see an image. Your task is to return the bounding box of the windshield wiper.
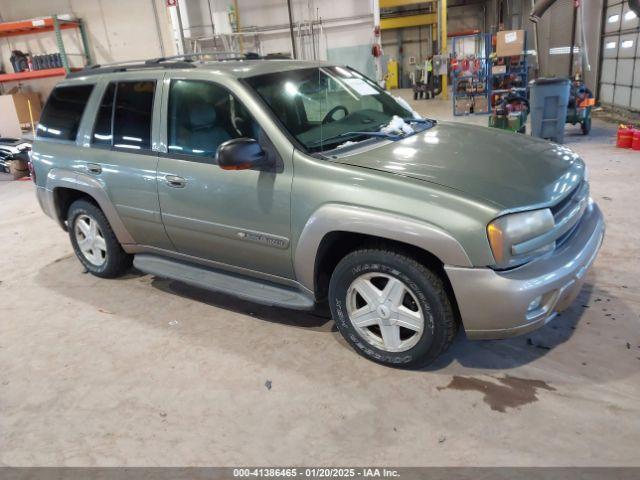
[403,117,437,128]
[310,130,401,148]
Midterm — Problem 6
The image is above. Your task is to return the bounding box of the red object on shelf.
[617,125,634,148]
[0,67,78,83]
[0,17,79,38]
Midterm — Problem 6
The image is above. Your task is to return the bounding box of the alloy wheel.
[346,273,425,352]
[74,214,107,267]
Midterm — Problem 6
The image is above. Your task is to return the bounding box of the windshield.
[245,66,418,153]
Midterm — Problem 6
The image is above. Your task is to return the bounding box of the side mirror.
[216,138,270,170]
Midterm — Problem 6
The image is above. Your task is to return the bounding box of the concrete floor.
[1,92,639,467]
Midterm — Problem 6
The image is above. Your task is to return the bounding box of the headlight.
[487,208,555,269]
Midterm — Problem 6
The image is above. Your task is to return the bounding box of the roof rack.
[66,60,195,78]
[66,51,292,79]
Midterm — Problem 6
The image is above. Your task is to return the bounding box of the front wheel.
[67,199,132,278]
[328,248,457,368]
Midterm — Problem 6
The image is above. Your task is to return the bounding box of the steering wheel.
[322,105,349,124]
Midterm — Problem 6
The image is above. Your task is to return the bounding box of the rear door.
[81,74,173,250]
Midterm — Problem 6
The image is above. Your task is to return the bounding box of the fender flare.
[45,168,135,245]
[293,204,473,292]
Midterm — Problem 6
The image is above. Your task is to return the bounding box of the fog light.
[528,295,543,312]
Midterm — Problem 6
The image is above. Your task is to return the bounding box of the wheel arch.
[45,168,135,245]
[294,204,472,296]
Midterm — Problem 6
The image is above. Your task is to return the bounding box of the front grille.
[552,180,589,247]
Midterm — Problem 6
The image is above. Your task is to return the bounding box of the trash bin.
[529,77,571,143]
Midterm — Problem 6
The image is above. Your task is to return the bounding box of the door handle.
[86,163,102,174]
[165,174,186,188]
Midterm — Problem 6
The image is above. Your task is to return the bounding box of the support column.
[440,0,448,99]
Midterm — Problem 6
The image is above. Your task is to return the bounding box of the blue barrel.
[529,78,571,143]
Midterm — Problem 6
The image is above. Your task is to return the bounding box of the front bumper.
[445,202,605,340]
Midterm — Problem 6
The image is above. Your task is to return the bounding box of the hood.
[332,122,585,211]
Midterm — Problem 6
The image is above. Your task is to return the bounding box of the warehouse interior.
[0,0,639,472]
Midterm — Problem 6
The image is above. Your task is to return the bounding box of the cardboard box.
[8,159,29,179]
[454,97,472,115]
[474,95,489,113]
[0,87,41,125]
[496,30,525,57]
[0,95,22,138]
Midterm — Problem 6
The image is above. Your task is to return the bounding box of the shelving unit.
[489,31,528,106]
[451,33,492,116]
[0,15,91,83]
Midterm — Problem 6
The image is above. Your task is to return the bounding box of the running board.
[133,254,315,310]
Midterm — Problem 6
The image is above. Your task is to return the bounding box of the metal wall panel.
[599,0,640,110]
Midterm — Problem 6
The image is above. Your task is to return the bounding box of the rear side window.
[92,83,116,146]
[37,84,94,141]
[113,81,155,150]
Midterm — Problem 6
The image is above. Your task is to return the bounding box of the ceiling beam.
[380,12,438,29]
[380,0,436,7]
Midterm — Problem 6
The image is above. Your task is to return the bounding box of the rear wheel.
[328,248,457,368]
[67,199,132,278]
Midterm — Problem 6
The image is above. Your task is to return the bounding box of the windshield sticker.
[343,78,379,96]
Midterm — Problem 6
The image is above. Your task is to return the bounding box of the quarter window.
[37,84,94,141]
[167,79,260,159]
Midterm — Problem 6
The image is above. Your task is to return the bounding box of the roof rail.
[145,51,291,64]
[66,60,196,78]
[65,51,292,79]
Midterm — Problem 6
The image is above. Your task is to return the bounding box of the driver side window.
[167,80,260,159]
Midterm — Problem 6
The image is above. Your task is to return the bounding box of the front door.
[156,78,294,279]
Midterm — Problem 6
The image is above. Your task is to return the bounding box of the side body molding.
[293,204,473,292]
[41,168,136,245]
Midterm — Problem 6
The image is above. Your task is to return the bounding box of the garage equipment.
[451,33,491,115]
[489,90,529,134]
[0,138,31,179]
[529,77,570,143]
[566,79,594,135]
[386,58,399,89]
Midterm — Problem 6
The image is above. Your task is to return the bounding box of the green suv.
[31,58,604,367]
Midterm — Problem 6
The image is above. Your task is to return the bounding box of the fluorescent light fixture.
[608,14,620,23]
[625,10,637,20]
[622,40,634,48]
[549,46,580,55]
[122,136,142,142]
[606,41,617,49]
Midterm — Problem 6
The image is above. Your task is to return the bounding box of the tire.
[581,116,591,135]
[67,199,132,278]
[328,248,457,368]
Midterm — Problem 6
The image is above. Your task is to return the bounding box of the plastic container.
[529,77,571,143]
[617,125,634,148]
[632,129,640,150]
